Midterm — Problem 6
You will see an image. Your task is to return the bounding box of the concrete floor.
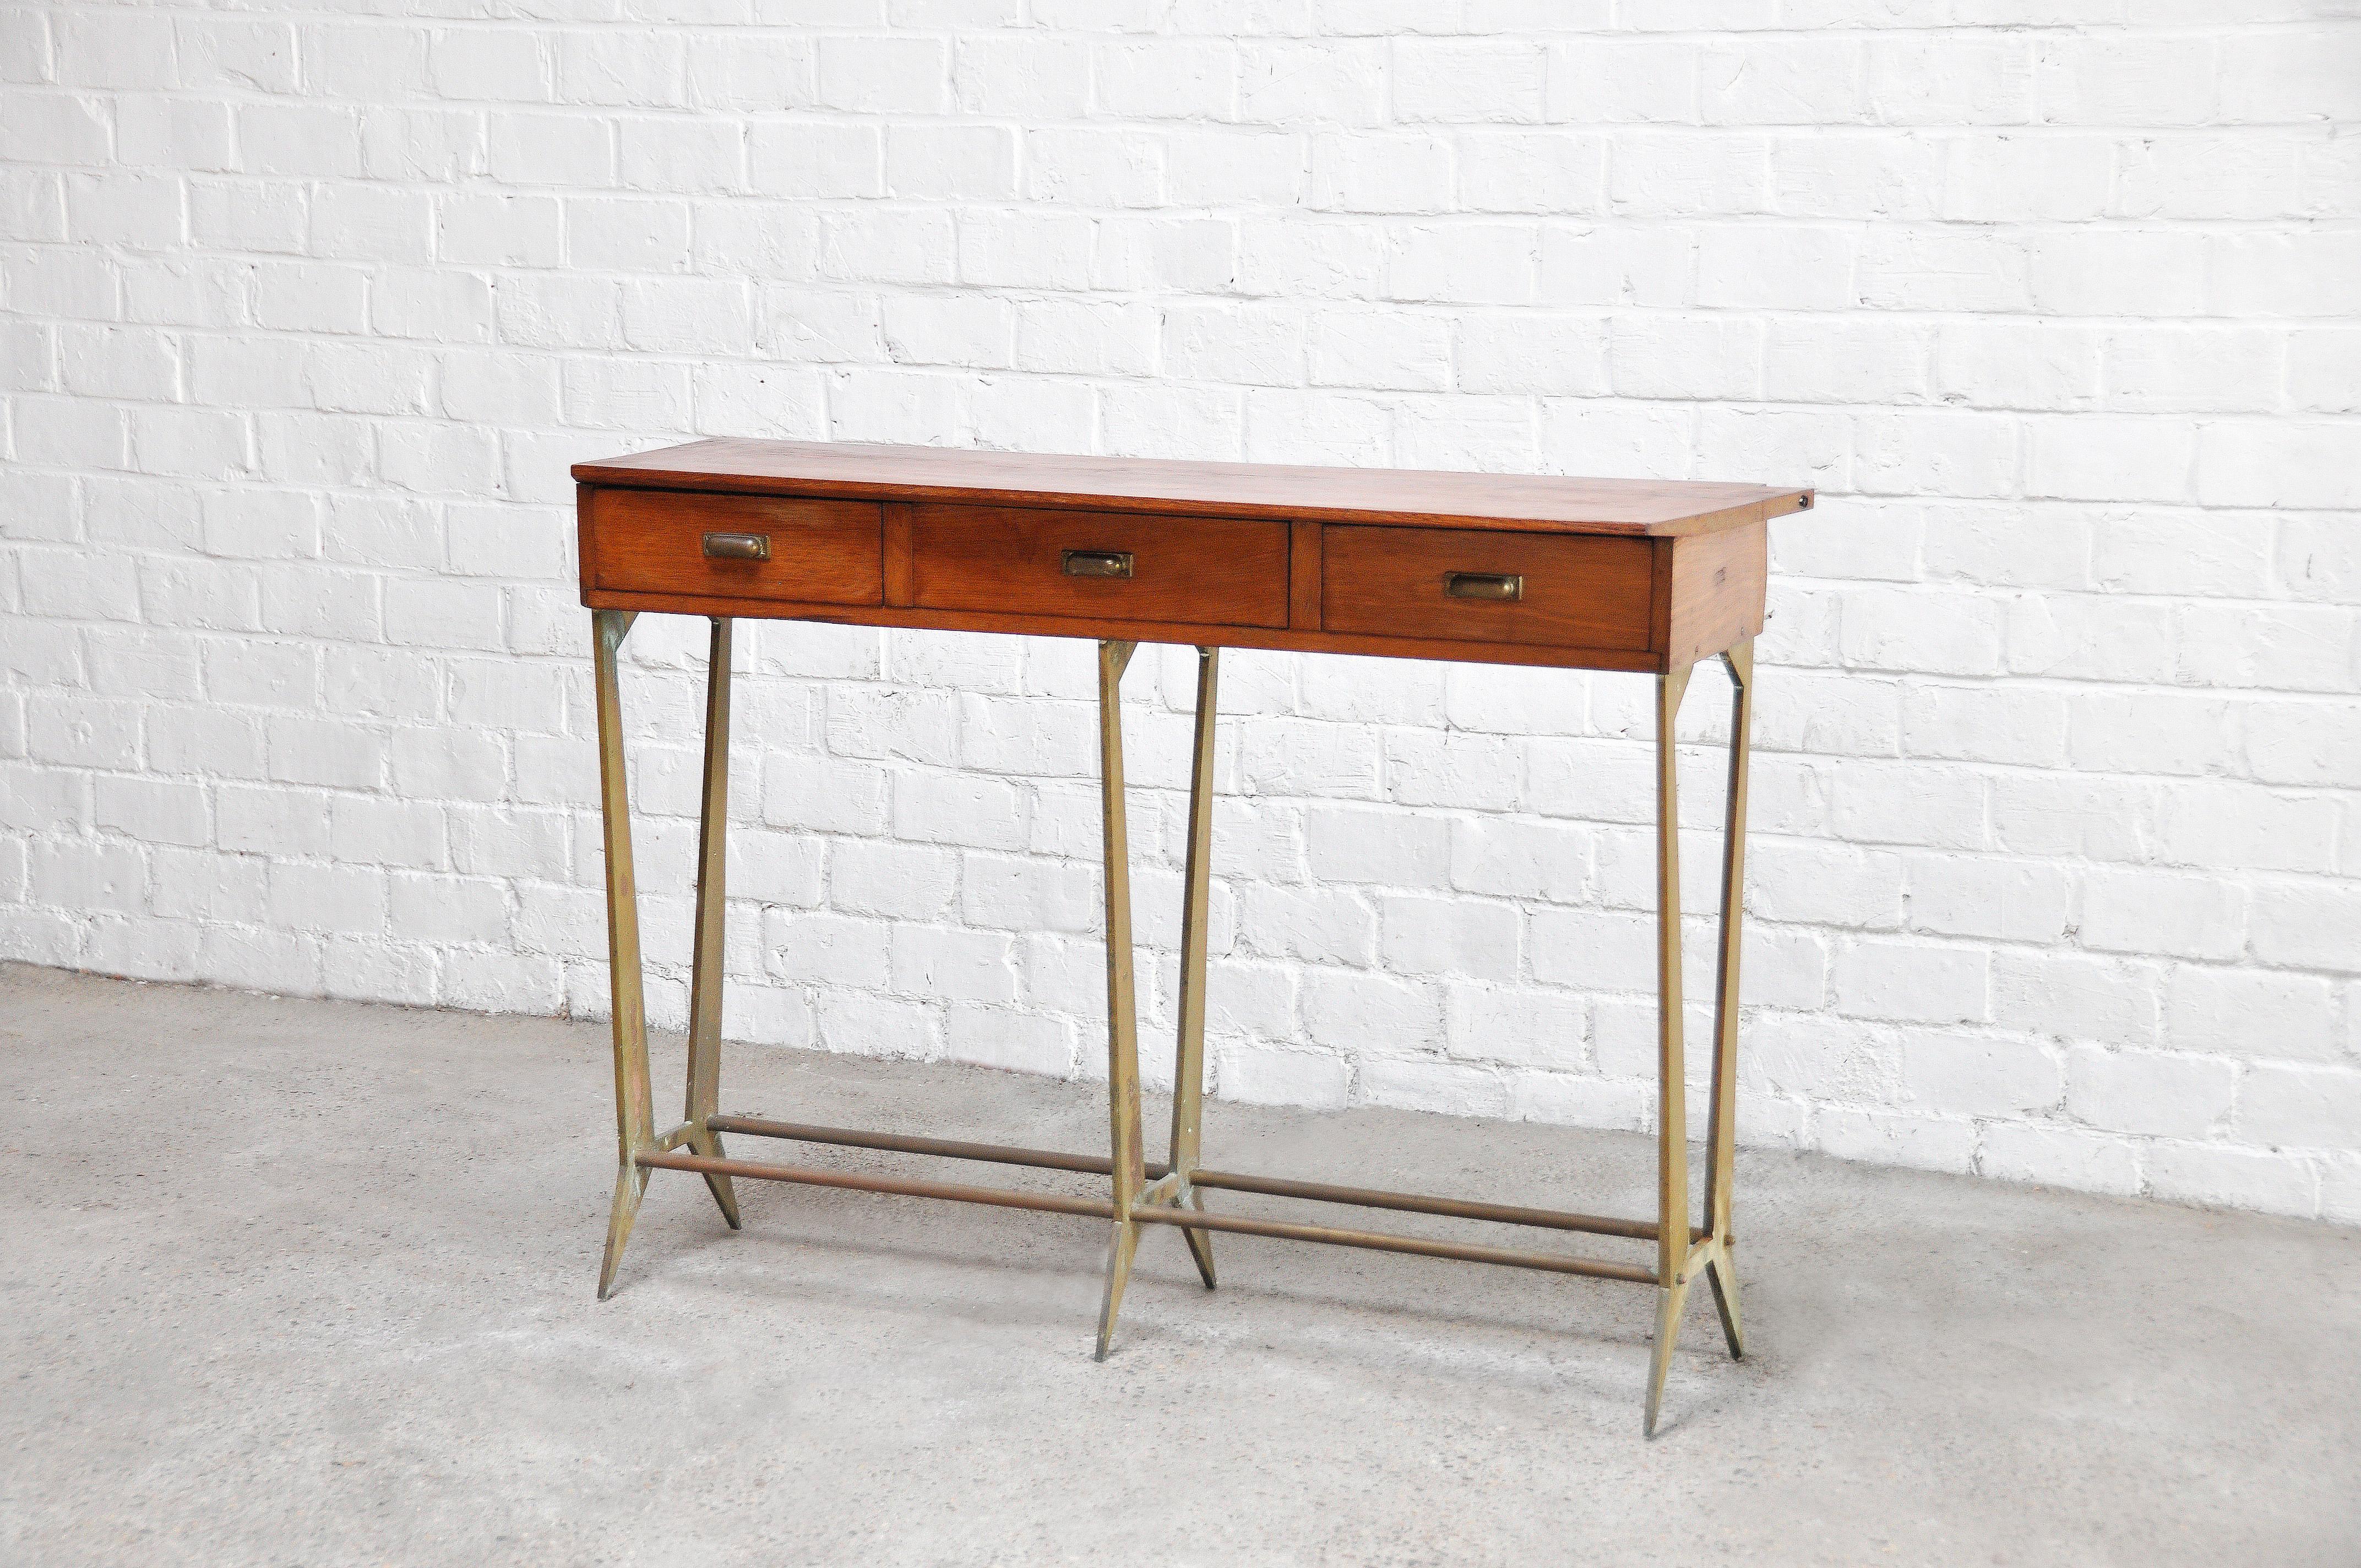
[2,963,2354,1566]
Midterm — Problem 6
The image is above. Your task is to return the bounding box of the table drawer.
[1321,525,1655,651]
[906,504,1291,629]
[585,489,884,606]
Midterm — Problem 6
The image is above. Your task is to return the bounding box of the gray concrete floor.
[2,963,2355,1567]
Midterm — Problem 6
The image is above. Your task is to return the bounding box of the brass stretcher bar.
[574,438,1810,1435]
[634,1115,1665,1282]
[700,1111,1699,1241]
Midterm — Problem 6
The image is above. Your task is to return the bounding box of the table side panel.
[1657,522,1769,668]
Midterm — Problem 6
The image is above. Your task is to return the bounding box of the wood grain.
[579,584,1664,673]
[1659,522,1769,669]
[574,437,1811,538]
[1289,520,1323,630]
[585,489,884,606]
[906,503,1291,629]
[576,443,1799,672]
[882,502,916,608]
[1321,525,1655,651]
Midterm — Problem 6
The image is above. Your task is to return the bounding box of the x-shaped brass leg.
[594,612,739,1302]
[1095,644,1226,1358]
[1644,640,1754,1436]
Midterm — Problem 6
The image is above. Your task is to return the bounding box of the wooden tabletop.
[574,438,1813,538]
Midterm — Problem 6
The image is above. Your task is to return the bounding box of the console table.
[572,438,1811,1435]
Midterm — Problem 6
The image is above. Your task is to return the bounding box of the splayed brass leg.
[1646,661,1696,1434]
[597,1159,649,1302]
[1177,1188,1218,1290]
[1702,639,1754,1361]
[1095,1219,1141,1362]
[592,609,658,1298]
[1643,1268,1695,1439]
[684,617,741,1231]
[1093,640,1147,1358]
[1705,1239,1744,1361]
[1168,646,1220,1291]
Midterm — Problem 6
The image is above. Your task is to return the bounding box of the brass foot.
[1180,1187,1217,1290]
[1138,1174,1217,1288]
[702,1172,743,1229]
[692,1129,742,1231]
[1094,1219,1141,1360]
[1642,1273,1694,1438]
[1706,1242,1744,1360]
[596,1162,649,1301]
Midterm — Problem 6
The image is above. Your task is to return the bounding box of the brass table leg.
[1099,644,1223,1355]
[1644,646,1755,1435]
[592,610,657,1300]
[684,618,742,1230]
[1163,647,1221,1289]
[1093,640,1146,1359]
[1644,660,1694,1435]
[1702,639,1754,1362]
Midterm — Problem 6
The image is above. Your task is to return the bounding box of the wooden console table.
[572,438,1811,1434]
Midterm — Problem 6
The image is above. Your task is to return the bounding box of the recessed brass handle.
[1062,549,1134,579]
[702,532,770,561]
[1445,571,1523,602]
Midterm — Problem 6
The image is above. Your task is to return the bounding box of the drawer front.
[586,489,884,606]
[907,504,1291,629]
[1321,525,1654,651]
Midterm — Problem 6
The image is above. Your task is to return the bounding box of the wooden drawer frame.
[899,502,1293,629]
[578,488,885,607]
[579,487,1780,675]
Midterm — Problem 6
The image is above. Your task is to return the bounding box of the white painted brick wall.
[3,4,2357,1224]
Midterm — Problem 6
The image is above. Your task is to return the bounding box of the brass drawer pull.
[702,532,770,561]
[1062,549,1134,579]
[1446,571,1523,602]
